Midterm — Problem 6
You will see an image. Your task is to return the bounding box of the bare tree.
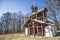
[12,13,18,33]
[1,12,12,33]
[18,11,24,32]
[45,0,60,30]
[0,11,24,34]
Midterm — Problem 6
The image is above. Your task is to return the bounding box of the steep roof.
[28,8,47,17]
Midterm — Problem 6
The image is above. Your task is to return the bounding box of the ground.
[0,33,60,40]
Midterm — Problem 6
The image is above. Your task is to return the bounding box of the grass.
[0,33,60,40]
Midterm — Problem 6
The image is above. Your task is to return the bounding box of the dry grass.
[0,33,60,40]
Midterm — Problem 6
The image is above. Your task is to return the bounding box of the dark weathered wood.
[32,22,35,36]
[28,24,30,35]
[24,8,51,37]
[43,12,44,21]
[41,24,43,37]
[37,16,43,20]
[37,26,38,35]
[36,15,37,19]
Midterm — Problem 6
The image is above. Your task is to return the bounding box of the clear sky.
[0,0,46,16]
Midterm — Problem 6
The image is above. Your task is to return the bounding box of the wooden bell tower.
[31,5,38,13]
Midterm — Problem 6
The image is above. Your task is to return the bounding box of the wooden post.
[43,12,44,21]
[37,26,38,36]
[28,24,30,35]
[32,22,35,36]
[41,24,43,37]
[45,14,47,22]
[36,15,37,19]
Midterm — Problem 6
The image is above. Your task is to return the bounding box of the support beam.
[28,24,30,35]
[37,26,38,36]
[43,12,44,22]
[37,16,43,20]
[36,15,37,19]
[32,22,35,36]
[45,14,47,22]
[41,24,43,37]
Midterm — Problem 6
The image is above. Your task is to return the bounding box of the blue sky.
[0,0,46,16]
